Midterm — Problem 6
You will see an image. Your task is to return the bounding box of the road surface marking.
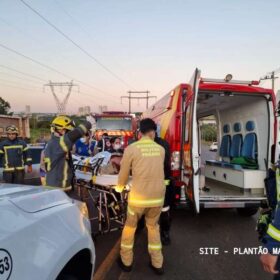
[93,237,121,280]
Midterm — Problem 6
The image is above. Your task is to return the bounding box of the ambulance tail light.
[171,151,180,170]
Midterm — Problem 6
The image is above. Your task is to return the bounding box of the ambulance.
[142,69,279,215]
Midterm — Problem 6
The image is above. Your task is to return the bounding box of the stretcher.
[73,154,130,235]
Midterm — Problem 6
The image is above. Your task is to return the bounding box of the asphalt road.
[92,144,272,280]
[103,209,269,280]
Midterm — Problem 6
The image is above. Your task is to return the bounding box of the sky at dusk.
[0,0,280,114]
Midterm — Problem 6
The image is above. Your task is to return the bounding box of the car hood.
[0,184,71,213]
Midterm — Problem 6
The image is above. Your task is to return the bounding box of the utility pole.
[121,91,156,113]
[44,81,79,114]
[272,71,276,91]
[260,69,280,91]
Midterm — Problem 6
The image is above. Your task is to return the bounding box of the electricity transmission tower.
[121,91,156,113]
[44,81,79,114]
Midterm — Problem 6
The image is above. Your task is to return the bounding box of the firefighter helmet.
[6,125,19,134]
[51,116,75,131]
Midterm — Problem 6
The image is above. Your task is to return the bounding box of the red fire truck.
[92,111,136,148]
[142,69,279,216]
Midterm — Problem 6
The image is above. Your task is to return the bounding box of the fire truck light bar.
[200,78,259,86]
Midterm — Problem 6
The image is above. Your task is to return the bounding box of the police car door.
[189,68,201,213]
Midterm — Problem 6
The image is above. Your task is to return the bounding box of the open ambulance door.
[188,68,201,213]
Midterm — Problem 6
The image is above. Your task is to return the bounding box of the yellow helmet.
[51,116,75,131]
[6,125,19,134]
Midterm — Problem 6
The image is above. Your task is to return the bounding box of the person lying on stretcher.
[72,151,123,175]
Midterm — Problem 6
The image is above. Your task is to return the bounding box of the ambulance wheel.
[236,207,258,217]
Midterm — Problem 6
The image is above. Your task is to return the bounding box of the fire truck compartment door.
[189,68,201,213]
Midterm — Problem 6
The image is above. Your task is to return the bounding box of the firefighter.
[117,118,165,275]
[154,133,173,246]
[260,208,280,277]
[260,165,280,278]
[0,125,32,184]
[44,116,91,190]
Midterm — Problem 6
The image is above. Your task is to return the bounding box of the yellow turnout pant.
[120,205,163,268]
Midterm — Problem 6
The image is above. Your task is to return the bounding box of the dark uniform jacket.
[155,136,171,180]
[44,123,91,189]
[155,136,173,208]
[0,138,32,171]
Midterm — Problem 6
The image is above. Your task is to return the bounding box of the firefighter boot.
[149,261,164,275]
[118,257,132,272]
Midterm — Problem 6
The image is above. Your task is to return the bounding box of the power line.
[0,82,41,92]
[121,91,156,113]
[0,61,128,106]
[0,43,123,100]
[19,0,135,90]
[0,78,41,89]
[53,0,131,81]
[0,64,45,82]
[0,71,43,85]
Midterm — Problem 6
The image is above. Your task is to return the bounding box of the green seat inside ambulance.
[230,121,258,169]
[206,121,258,170]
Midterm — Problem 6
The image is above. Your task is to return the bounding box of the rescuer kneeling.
[116,118,166,275]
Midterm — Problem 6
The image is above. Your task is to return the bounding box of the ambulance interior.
[195,91,272,200]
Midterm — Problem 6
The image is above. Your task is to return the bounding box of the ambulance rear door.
[187,68,201,213]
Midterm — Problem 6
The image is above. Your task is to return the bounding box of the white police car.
[0,184,95,280]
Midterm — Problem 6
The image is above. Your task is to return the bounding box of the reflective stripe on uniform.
[16,167,24,170]
[44,157,51,171]
[127,206,135,216]
[26,158,32,161]
[267,224,280,241]
[0,150,4,154]
[129,198,164,206]
[59,137,68,152]
[3,145,25,169]
[62,161,68,188]
[148,243,162,250]
[164,179,170,186]
[4,167,15,171]
[4,145,23,149]
[3,146,9,169]
[23,147,29,151]
[121,243,133,249]
[79,124,87,133]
